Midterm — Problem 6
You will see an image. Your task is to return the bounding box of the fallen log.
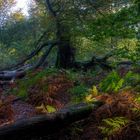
[73,56,112,71]
[0,101,103,139]
[0,64,32,81]
[117,61,133,66]
[0,70,26,81]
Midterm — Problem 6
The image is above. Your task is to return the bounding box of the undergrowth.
[69,84,88,103]
[12,68,73,113]
[12,68,58,98]
[0,95,14,126]
[0,66,140,139]
[82,91,140,140]
[99,70,140,93]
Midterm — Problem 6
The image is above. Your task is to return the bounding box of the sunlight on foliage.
[36,103,56,113]
[85,86,99,102]
[99,71,124,93]
[99,70,140,93]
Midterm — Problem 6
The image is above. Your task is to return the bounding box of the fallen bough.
[0,64,32,82]
[0,101,103,139]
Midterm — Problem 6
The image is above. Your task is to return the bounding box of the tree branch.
[34,42,57,68]
[45,0,57,17]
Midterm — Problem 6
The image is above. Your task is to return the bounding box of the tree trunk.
[55,23,75,68]
[45,0,75,69]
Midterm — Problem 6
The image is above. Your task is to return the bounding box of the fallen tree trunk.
[0,70,26,81]
[0,101,103,139]
[0,65,31,86]
[117,61,133,66]
[73,56,113,71]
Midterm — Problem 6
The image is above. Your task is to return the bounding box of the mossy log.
[0,101,103,139]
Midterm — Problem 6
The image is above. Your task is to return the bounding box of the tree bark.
[55,24,75,68]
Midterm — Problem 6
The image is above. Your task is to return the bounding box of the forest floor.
[0,65,140,140]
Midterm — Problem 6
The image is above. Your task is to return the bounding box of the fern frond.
[99,117,129,136]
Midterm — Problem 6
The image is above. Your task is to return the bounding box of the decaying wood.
[0,101,103,139]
